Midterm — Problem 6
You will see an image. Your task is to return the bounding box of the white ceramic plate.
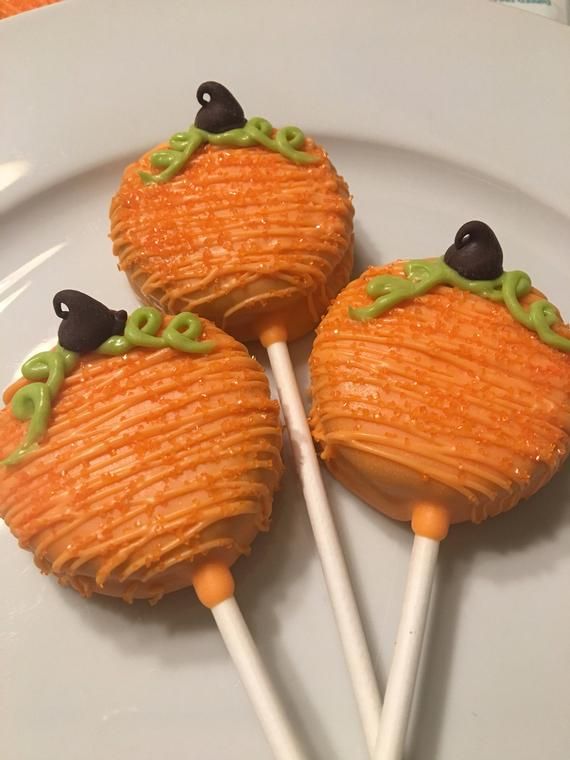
[1,2,569,759]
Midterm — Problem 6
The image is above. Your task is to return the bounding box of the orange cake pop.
[310,221,570,532]
[0,291,282,604]
[309,220,570,760]
[0,291,314,760]
[109,81,354,344]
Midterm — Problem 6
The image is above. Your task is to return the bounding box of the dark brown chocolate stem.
[444,220,503,280]
[194,81,247,134]
[54,290,127,353]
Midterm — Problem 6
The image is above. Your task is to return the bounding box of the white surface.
[1,2,569,760]
[375,536,440,760]
[212,596,307,760]
[267,340,382,753]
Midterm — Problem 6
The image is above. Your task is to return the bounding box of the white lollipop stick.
[213,597,308,760]
[194,563,308,760]
[266,339,382,754]
[374,512,445,760]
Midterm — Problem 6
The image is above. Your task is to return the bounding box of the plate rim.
[1,0,569,218]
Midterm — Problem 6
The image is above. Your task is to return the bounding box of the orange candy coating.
[110,140,354,343]
[0,319,282,603]
[309,261,570,533]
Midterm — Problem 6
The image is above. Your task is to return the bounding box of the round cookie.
[0,292,282,602]
[110,82,354,343]
[310,222,570,529]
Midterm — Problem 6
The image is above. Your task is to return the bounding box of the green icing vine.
[97,307,215,355]
[139,117,319,185]
[0,346,79,466]
[1,307,214,467]
[348,258,570,353]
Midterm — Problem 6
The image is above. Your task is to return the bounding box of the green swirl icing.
[139,116,319,185]
[1,307,214,467]
[348,258,570,353]
[0,346,80,467]
[98,308,215,355]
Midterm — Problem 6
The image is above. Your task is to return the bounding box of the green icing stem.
[97,307,215,355]
[348,257,570,353]
[163,313,216,354]
[139,116,319,185]
[1,307,214,467]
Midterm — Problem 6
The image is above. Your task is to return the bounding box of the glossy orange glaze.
[310,261,570,528]
[0,320,282,602]
[110,140,354,343]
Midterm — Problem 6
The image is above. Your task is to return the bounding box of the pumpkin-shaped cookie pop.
[310,221,570,760]
[110,81,353,344]
[110,81,381,749]
[0,291,306,760]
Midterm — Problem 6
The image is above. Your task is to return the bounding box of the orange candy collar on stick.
[0,291,282,603]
